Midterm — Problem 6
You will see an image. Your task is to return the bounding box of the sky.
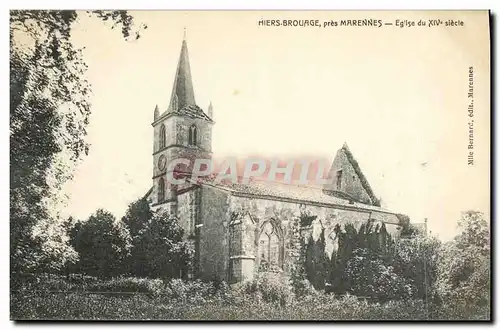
[61,11,490,240]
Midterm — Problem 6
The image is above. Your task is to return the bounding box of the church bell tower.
[151,33,214,212]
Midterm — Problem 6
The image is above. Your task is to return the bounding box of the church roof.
[200,179,396,216]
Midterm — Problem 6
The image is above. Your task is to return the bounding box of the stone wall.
[227,194,401,282]
[176,188,200,238]
[198,186,230,282]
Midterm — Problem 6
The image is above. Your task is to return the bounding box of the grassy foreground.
[11,291,490,321]
[10,274,490,321]
[11,292,426,321]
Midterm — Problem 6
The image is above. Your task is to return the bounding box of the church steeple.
[149,31,214,214]
[168,32,196,112]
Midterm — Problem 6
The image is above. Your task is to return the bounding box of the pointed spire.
[208,101,213,119]
[342,142,350,151]
[154,104,160,120]
[168,33,196,112]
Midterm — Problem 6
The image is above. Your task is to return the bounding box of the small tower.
[153,104,160,121]
[208,102,213,119]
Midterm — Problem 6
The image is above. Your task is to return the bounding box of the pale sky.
[62,11,490,240]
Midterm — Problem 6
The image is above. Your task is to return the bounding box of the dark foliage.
[302,218,439,303]
[69,209,132,278]
[122,196,153,239]
[130,211,193,279]
[10,10,145,273]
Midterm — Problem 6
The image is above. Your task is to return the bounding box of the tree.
[435,211,490,319]
[70,209,132,277]
[122,196,152,239]
[131,211,193,279]
[304,228,329,290]
[392,233,441,302]
[345,248,412,302]
[334,220,413,301]
[455,210,490,255]
[10,10,145,273]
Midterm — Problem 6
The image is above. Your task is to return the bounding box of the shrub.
[11,273,99,292]
[293,277,318,297]
[86,277,165,296]
[345,248,412,301]
[243,270,295,306]
[167,278,218,304]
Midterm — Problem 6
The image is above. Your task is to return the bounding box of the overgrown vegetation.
[301,219,441,303]
[10,206,490,320]
[11,255,489,320]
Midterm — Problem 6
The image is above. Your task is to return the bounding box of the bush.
[345,248,413,301]
[86,277,165,296]
[243,270,295,306]
[167,278,221,304]
[293,277,318,297]
[12,273,167,297]
[11,273,99,292]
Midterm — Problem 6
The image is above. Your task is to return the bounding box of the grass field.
[11,291,490,321]
[10,292,423,321]
[10,274,490,321]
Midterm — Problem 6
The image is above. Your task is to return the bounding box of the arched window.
[258,221,282,268]
[159,124,166,149]
[158,178,165,202]
[188,124,198,146]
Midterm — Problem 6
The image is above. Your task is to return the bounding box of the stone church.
[145,36,403,283]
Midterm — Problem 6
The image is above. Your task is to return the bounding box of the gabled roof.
[145,178,397,218]
[340,143,380,206]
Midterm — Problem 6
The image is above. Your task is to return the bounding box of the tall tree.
[122,196,152,239]
[131,211,193,279]
[435,211,490,318]
[10,10,145,272]
[70,209,132,277]
[392,232,441,302]
[304,228,329,290]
